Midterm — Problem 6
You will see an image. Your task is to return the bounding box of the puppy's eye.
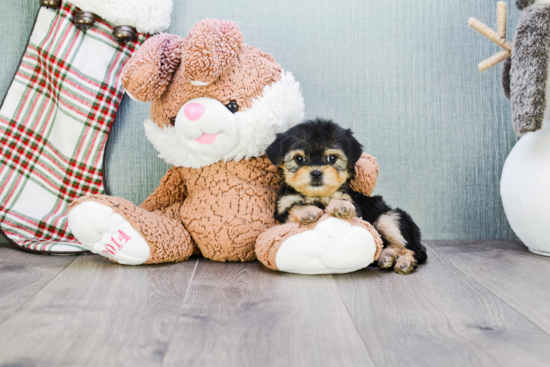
[327,155,337,164]
[225,100,239,113]
[295,156,305,165]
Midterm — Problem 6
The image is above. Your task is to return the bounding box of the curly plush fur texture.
[183,19,243,84]
[506,1,550,135]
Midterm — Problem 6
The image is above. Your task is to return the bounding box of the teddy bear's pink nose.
[183,103,205,121]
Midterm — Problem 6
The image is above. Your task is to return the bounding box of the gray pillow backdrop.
[0,0,519,242]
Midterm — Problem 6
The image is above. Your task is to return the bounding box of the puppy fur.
[266,118,427,274]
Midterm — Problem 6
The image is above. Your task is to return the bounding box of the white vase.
[501,120,550,256]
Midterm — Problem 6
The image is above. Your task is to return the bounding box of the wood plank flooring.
[163,261,374,367]
[1,240,549,367]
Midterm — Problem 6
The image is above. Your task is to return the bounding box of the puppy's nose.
[311,170,322,178]
[183,103,205,121]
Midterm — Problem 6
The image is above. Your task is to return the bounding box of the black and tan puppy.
[266,118,427,274]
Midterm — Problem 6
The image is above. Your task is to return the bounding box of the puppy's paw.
[377,246,417,274]
[289,205,324,226]
[326,199,356,219]
[299,207,324,225]
[394,254,417,275]
[377,247,397,269]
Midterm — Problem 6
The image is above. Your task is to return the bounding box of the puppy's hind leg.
[392,208,427,265]
[374,210,423,274]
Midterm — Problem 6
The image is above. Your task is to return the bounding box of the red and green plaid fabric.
[0,2,147,252]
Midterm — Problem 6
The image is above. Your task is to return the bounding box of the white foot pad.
[68,202,150,265]
[275,217,377,275]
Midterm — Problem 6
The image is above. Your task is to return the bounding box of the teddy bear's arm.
[349,153,379,197]
[139,167,188,212]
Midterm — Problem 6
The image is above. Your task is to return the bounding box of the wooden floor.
[1,240,549,367]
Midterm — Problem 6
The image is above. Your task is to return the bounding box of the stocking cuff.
[67,0,173,34]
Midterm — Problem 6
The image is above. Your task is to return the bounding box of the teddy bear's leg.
[256,215,383,275]
[68,195,196,265]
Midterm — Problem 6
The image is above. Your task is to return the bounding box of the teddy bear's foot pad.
[275,217,377,275]
[68,202,150,265]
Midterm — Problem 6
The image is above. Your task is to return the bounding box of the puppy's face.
[266,119,363,198]
[281,148,350,197]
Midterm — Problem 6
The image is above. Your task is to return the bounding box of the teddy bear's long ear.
[182,19,243,86]
[121,33,185,102]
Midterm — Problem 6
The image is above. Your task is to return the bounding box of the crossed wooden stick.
[468,1,512,72]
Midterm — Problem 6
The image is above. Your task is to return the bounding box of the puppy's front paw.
[326,199,356,219]
[289,205,324,225]
[299,207,324,225]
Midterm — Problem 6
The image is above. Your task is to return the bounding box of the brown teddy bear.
[67,19,383,274]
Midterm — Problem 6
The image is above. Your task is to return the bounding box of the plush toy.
[470,1,550,256]
[67,19,383,274]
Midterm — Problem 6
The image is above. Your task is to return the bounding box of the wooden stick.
[497,1,506,39]
[468,3,511,72]
[478,50,511,72]
[468,17,512,52]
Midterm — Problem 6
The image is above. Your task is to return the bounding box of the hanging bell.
[74,11,96,31]
[39,0,61,8]
[112,26,136,43]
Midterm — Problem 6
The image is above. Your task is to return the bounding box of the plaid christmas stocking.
[0,0,172,253]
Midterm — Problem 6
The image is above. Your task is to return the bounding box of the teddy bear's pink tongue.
[194,133,219,144]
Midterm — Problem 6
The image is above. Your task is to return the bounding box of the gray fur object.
[509,4,550,135]
[517,0,536,11]
[502,58,511,99]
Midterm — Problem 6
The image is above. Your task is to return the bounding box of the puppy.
[266,118,427,274]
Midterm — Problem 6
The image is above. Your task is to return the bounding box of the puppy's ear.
[343,129,363,166]
[266,134,289,166]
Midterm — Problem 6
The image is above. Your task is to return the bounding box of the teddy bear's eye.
[169,117,176,126]
[225,100,239,113]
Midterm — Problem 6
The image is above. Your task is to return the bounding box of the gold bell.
[74,11,96,31]
[39,0,61,9]
[112,26,137,43]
